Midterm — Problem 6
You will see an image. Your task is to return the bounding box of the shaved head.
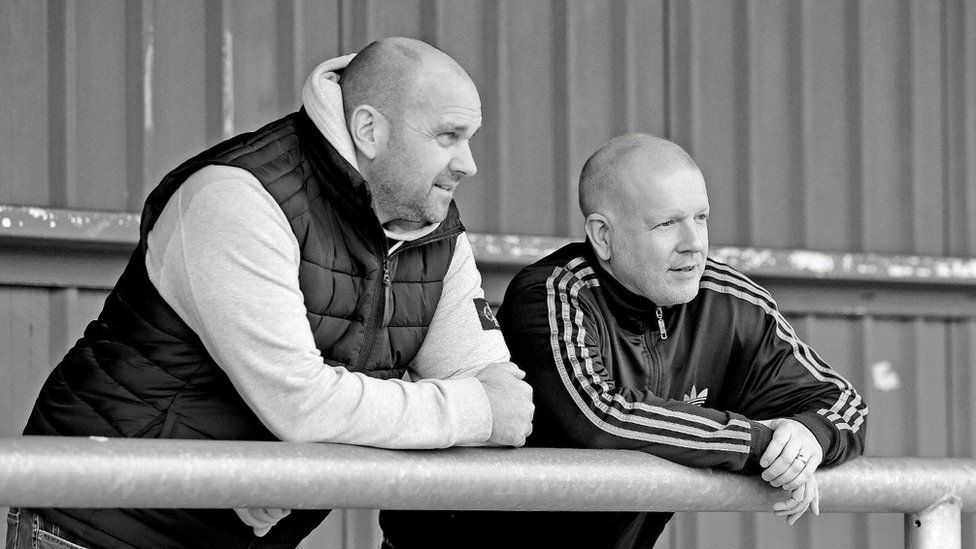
[579,133,700,217]
[340,37,470,124]
[339,37,483,232]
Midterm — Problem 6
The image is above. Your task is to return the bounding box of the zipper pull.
[655,306,668,340]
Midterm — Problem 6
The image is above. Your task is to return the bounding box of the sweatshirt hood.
[301,54,443,243]
[301,53,360,171]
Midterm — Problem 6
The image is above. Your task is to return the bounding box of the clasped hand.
[234,507,291,537]
[758,418,823,525]
[475,361,535,447]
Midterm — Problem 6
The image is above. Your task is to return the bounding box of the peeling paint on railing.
[2,205,974,286]
[0,205,139,246]
[709,246,976,284]
[463,233,976,286]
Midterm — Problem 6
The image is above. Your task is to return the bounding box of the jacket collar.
[584,242,668,331]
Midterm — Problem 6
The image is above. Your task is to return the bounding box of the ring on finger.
[795,453,809,464]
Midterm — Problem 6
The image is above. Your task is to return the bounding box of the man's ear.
[584,213,612,261]
[348,105,388,161]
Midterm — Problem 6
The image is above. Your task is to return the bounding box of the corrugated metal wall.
[2,1,975,547]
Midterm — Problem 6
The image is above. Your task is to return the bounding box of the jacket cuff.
[741,419,774,473]
[789,411,836,463]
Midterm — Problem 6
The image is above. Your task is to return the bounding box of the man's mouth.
[670,265,698,273]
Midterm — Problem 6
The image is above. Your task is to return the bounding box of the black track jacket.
[381,242,867,549]
[494,242,867,549]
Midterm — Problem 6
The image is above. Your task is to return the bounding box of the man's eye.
[436,132,458,145]
[657,220,675,229]
[697,213,709,221]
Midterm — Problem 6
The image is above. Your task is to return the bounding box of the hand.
[773,475,820,525]
[475,361,534,447]
[234,507,291,537]
[758,418,823,490]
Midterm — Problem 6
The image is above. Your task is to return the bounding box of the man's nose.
[677,221,707,253]
[449,142,477,178]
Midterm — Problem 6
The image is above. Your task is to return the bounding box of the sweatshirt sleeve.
[711,265,868,466]
[407,234,511,380]
[145,165,491,448]
[498,265,772,472]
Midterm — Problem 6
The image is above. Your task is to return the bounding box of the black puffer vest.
[24,109,463,549]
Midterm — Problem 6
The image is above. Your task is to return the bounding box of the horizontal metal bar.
[1,204,974,288]
[1,437,974,513]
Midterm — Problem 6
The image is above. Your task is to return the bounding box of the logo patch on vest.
[473,298,501,331]
[682,385,708,406]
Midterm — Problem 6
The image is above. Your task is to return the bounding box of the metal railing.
[1,437,974,548]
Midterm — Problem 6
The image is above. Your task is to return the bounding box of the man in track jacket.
[381,134,867,549]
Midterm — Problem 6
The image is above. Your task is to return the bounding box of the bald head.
[579,134,700,217]
[340,37,470,124]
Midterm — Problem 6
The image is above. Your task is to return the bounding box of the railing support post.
[905,496,962,549]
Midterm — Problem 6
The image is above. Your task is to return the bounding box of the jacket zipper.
[356,226,464,370]
[655,306,668,340]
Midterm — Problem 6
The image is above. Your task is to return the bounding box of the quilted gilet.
[23,109,462,549]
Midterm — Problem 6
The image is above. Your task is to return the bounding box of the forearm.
[531,361,773,471]
[147,167,492,448]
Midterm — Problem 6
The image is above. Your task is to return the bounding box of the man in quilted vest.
[8,37,533,549]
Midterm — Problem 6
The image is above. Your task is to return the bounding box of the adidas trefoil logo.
[682,385,708,406]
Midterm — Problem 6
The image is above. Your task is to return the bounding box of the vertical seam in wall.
[47,0,73,208]
[420,0,439,47]
[940,0,953,255]
[490,0,506,232]
[848,2,865,252]
[904,3,918,254]
[275,0,299,113]
[663,0,671,139]
[792,2,806,249]
[204,2,225,145]
[736,3,751,245]
[551,0,571,236]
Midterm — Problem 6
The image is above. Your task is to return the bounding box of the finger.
[773,483,804,512]
[787,498,812,526]
[234,508,261,528]
[494,362,525,379]
[782,456,818,491]
[254,525,272,537]
[251,508,274,524]
[760,426,792,468]
[265,508,290,521]
[812,481,821,516]
[789,483,817,525]
[768,457,808,488]
[762,438,802,483]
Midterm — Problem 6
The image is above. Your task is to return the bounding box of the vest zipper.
[656,306,668,340]
[359,258,389,369]
[356,226,463,371]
